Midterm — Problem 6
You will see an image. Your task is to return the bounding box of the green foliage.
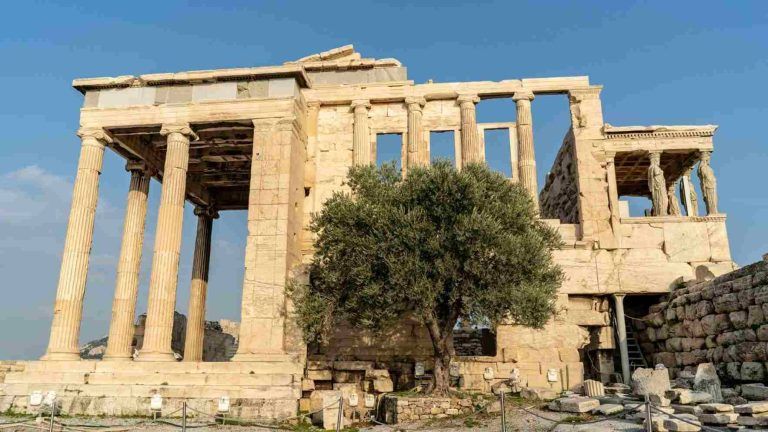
[291,161,562,350]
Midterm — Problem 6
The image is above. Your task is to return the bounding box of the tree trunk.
[432,338,453,394]
[425,313,457,395]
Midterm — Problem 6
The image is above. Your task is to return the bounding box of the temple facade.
[0,46,734,417]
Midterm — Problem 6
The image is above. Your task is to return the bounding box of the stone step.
[4,371,87,385]
[1,382,300,400]
[21,359,303,375]
[87,371,296,387]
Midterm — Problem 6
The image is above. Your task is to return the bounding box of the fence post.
[336,395,344,432]
[500,391,506,432]
[645,395,652,432]
[182,400,187,432]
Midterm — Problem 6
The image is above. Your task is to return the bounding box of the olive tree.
[290,161,563,393]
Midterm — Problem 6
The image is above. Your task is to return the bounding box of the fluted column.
[405,97,426,170]
[183,206,217,362]
[137,123,197,362]
[43,128,111,360]
[458,94,481,167]
[103,161,152,361]
[513,90,539,208]
[351,99,371,166]
[679,166,698,217]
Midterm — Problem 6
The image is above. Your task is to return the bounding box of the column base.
[230,352,296,363]
[135,350,177,362]
[102,354,133,362]
[41,351,81,361]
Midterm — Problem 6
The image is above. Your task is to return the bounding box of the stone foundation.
[0,359,301,418]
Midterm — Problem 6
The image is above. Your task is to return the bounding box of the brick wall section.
[639,259,768,382]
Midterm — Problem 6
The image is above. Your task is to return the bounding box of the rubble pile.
[541,363,768,431]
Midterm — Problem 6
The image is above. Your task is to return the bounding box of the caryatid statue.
[679,166,699,217]
[698,151,719,215]
[647,151,668,216]
[667,183,682,216]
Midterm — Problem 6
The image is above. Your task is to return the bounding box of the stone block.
[736,402,768,414]
[742,383,768,400]
[191,82,237,102]
[583,379,605,397]
[663,417,701,431]
[310,390,343,430]
[554,397,600,413]
[697,412,737,424]
[307,369,332,381]
[632,367,671,398]
[738,414,768,427]
[592,403,623,415]
[740,362,765,381]
[698,403,733,413]
[650,393,672,407]
[521,387,558,401]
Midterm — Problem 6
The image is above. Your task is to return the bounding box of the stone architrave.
[138,123,197,362]
[43,127,111,360]
[698,151,719,215]
[351,99,371,166]
[513,90,539,208]
[647,151,668,216]
[103,161,152,361]
[457,94,481,167]
[405,97,426,169]
[667,183,682,216]
[679,166,699,217]
[183,206,218,362]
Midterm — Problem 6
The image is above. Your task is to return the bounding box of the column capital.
[698,150,712,161]
[350,99,371,112]
[611,293,626,301]
[160,123,198,141]
[194,205,219,219]
[77,127,113,144]
[405,96,426,109]
[125,160,156,177]
[456,93,480,106]
[512,89,535,102]
[604,151,616,161]
[648,150,662,161]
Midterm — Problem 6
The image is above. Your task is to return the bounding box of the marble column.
[103,161,152,361]
[457,94,481,167]
[612,294,631,385]
[183,206,217,362]
[679,166,698,217]
[513,90,539,208]
[351,99,371,166]
[405,97,426,170]
[137,123,197,362]
[43,128,110,360]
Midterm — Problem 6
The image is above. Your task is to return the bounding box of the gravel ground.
[0,407,644,432]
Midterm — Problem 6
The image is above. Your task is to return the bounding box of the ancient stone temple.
[0,45,735,417]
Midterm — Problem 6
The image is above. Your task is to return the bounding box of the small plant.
[561,414,594,423]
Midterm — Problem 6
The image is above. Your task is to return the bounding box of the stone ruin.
[0,45,744,426]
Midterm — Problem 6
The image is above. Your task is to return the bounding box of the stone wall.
[380,395,477,424]
[540,134,579,224]
[639,258,768,382]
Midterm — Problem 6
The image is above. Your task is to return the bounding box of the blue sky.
[1,0,766,359]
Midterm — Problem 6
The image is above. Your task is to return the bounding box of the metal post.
[645,395,652,432]
[336,395,343,432]
[49,408,54,432]
[182,401,187,432]
[500,391,506,432]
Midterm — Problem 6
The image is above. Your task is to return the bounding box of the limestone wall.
[639,259,768,382]
[540,135,579,224]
